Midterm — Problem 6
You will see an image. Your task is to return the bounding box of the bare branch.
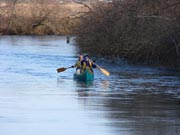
[73,1,92,13]
[161,1,180,11]
[171,37,180,56]
[136,15,172,20]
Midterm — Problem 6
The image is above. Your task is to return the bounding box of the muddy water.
[0,36,180,135]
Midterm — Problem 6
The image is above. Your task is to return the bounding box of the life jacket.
[81,60,94,73]
[75,61,82,69]
[82,61,92,68]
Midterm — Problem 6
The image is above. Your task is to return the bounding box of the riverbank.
[0,1,86,35]
[74,0,180,69]
[1,0,180,69]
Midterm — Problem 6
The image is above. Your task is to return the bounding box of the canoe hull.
[74,69,94,82]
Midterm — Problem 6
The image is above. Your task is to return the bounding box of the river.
[0,36,180,135]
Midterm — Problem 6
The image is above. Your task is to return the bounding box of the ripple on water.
[0,36,180,135]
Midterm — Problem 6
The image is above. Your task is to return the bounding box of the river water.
[0,36,180,135]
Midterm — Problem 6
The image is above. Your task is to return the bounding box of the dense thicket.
[0,0,82,35]
[74,0,180,68]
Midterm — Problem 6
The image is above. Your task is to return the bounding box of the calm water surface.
[0,36,180,135]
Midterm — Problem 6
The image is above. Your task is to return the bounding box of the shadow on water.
[74,66,180,135]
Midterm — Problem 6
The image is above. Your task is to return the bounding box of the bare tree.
[27,0,53,33]
[75,0,180,68]
[6,0,18,34]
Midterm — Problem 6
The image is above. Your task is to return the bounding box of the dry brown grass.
[0,1,85,35]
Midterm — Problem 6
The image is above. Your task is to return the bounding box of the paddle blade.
[57,67,67,73]
[99,67,110,76]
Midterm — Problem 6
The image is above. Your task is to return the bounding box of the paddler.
[71,54,84,74]
[81,55,97,72]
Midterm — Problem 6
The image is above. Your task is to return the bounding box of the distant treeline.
[74,0,180,69]
[0,0,84,35]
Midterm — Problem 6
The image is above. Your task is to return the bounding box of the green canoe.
[74,69,94,81]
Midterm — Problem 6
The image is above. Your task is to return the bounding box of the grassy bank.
[0,0,85,35]
[74,0,180,69]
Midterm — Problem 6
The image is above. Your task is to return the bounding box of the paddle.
[90,60,110,76]
[56,66,73,73]
[96,64,110,76]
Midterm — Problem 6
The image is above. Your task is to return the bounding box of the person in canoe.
[81,55,97,73]
[71,54,84,74]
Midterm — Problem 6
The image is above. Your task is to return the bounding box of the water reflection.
[76,89,180,135]
[75,69,180,135]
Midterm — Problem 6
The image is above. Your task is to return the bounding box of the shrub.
[75,0,180,68]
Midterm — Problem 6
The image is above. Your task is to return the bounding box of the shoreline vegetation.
[74,0,180,69]
[0,0,86,35]
[1,0,180,69]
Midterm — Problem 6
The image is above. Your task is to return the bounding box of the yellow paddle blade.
[99,67,110,76]
[57,67,66,73]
